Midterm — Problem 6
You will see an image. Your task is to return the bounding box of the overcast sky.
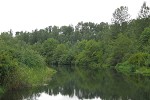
[0,0,150,33]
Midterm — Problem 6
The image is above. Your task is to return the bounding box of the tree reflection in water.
[1,66,150,100]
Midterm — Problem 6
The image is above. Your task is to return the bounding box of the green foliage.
[75,40,103,68]
[116,52,150,76]
[9,14,149,74]
[0,49,19,87]
[0,86,4,95]
[18,67,56,87]
[128,52,150,67]
[135,67,150,76]
[41,38,59,65]
[17,49,46,68]
[0,33,55,91]
[42,38,59,56]
[116,62,136,75]
[0,3,150,89]
[140,27,150,45]
[108,33,136,66]
[60,48,76,65]
[52,44,68,65]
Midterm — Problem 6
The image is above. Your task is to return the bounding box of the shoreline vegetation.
[0,34,56,95]
[0,67,56,95]
[0,2,150,95]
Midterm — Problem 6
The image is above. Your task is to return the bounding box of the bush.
[140,27,150,45]
[0,50,19,86]
[135,67,150,76]
[115,62,135,74]
[16,49,46,68]
[128,52,150,67]
[0,36,55,90]
[116,52,150,75]
[18,67,55,87]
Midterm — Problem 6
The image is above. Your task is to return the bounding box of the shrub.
[128,52,150,67]
[115,62,135,74]
[0,36,55,90]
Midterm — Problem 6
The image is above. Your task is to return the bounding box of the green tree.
[140,27,150,52]
[109,33,135,66]
[52,44,68,65]
[41,38,59,65]
[75,40,103,68]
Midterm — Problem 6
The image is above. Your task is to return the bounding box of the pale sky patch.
[0,0,150,33]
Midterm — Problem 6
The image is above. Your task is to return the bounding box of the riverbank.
[18,67,56,87]
[0,67,56,96]
[0,34,56,94]
[2,66,150,100]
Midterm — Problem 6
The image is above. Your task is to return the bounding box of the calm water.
[1,66,150,100]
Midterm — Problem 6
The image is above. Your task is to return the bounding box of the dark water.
[1,66,150,100]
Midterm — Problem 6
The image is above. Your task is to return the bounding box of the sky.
[0,0,150,33]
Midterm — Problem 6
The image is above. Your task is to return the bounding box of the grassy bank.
[19,67,56,87]
[0,67,56,95]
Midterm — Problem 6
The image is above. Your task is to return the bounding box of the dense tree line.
[14,2,150,74]
[0,1,150,94]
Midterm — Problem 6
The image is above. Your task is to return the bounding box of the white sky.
[0,0,150,33]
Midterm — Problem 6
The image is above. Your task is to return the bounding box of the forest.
[0,2,150,95]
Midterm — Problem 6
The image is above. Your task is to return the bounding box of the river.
[1,66,150,100]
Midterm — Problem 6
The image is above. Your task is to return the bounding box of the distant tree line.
[14,2,150,72]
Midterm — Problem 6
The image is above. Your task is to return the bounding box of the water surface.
[1,66,150,100]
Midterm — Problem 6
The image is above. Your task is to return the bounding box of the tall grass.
[5,66,56,89]
[20,67,56,87]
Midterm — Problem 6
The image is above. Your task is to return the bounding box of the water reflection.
[32,92,101,100]
[1,66,150,100]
